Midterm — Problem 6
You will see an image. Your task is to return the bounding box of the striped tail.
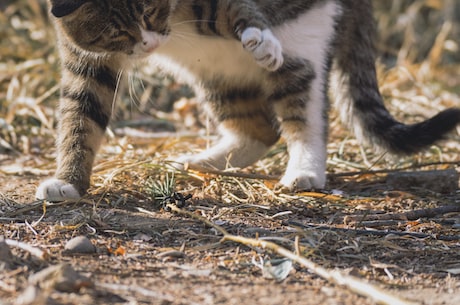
[331,2,460,154]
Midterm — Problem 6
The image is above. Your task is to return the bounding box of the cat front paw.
[241,28,283,71]
[36,178,81,201]
[174,154,226,171]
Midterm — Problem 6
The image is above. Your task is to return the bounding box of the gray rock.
[64,236,96,254]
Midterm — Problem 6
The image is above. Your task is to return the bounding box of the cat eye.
[144,7,158,18]
[108,27,130,39]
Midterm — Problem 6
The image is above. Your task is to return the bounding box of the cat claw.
[241,28,284,71]
[36,178,81,202]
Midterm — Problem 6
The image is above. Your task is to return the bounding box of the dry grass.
[0,1,459,305]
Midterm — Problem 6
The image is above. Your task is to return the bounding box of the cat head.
[49,0,174,57]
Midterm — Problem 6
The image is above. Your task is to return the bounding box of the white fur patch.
[279,141,327,190]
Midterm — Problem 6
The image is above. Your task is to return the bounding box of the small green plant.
[145,173,176,205]
[145,173,192,210]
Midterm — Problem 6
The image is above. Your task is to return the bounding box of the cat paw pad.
[241,28,283,71]
[36,179,81,201]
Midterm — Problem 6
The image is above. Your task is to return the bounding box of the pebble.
[64,236,96,254]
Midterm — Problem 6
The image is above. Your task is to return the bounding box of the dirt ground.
[1,127,459,305]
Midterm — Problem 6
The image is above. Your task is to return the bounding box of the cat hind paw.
[241,28,283,71]
[36,179,81,201]
[279,171,326,192]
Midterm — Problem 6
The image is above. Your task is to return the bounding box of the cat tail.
[330,5,460,155]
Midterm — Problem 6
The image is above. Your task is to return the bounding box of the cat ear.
[49,0,89,18]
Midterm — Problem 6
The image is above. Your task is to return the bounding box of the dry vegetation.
[0,0,459,304]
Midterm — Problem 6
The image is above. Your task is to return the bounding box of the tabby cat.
[36,0,460,200]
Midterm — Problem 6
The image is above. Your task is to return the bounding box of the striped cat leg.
[36,115,107,200]
[177,89,279,170]
[271,59,328,190]
[36,57,119,201]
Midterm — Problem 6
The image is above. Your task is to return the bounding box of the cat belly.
[152,31,264,85]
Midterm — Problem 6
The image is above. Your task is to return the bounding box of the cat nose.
[142,39,158,52]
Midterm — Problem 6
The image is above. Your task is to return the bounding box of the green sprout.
[145,173,176,207]
[146,173,193,210]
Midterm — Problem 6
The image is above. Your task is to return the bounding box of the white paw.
[241,28,284,71]
[36,178,81,201]
[174,154,227,171]
[279,170,326,191]
[174,136,270,171]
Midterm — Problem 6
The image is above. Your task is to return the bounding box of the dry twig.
[167,204,417,305]
[287,221,460,241]
[343,205,460,224]
[329,161,460,178]
[177,163,278,181]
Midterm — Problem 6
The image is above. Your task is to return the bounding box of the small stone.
[133,233,153,242]
[64,236,96,254]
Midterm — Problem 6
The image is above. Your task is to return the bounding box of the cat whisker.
[112,69,124,115]
[128,71,142,109]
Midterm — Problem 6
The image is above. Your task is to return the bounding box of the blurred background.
[0,0,459,156]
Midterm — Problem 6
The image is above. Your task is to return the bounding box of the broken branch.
[167,204,417,305]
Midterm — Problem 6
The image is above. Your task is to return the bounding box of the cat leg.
[36,56,118,201]
[271,59,328,190]
[177,94,279,170]
[35,117,106,201]
[241,28,284,71]
[36,111,108,201]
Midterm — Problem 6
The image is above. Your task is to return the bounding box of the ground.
[1,1,460,304]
